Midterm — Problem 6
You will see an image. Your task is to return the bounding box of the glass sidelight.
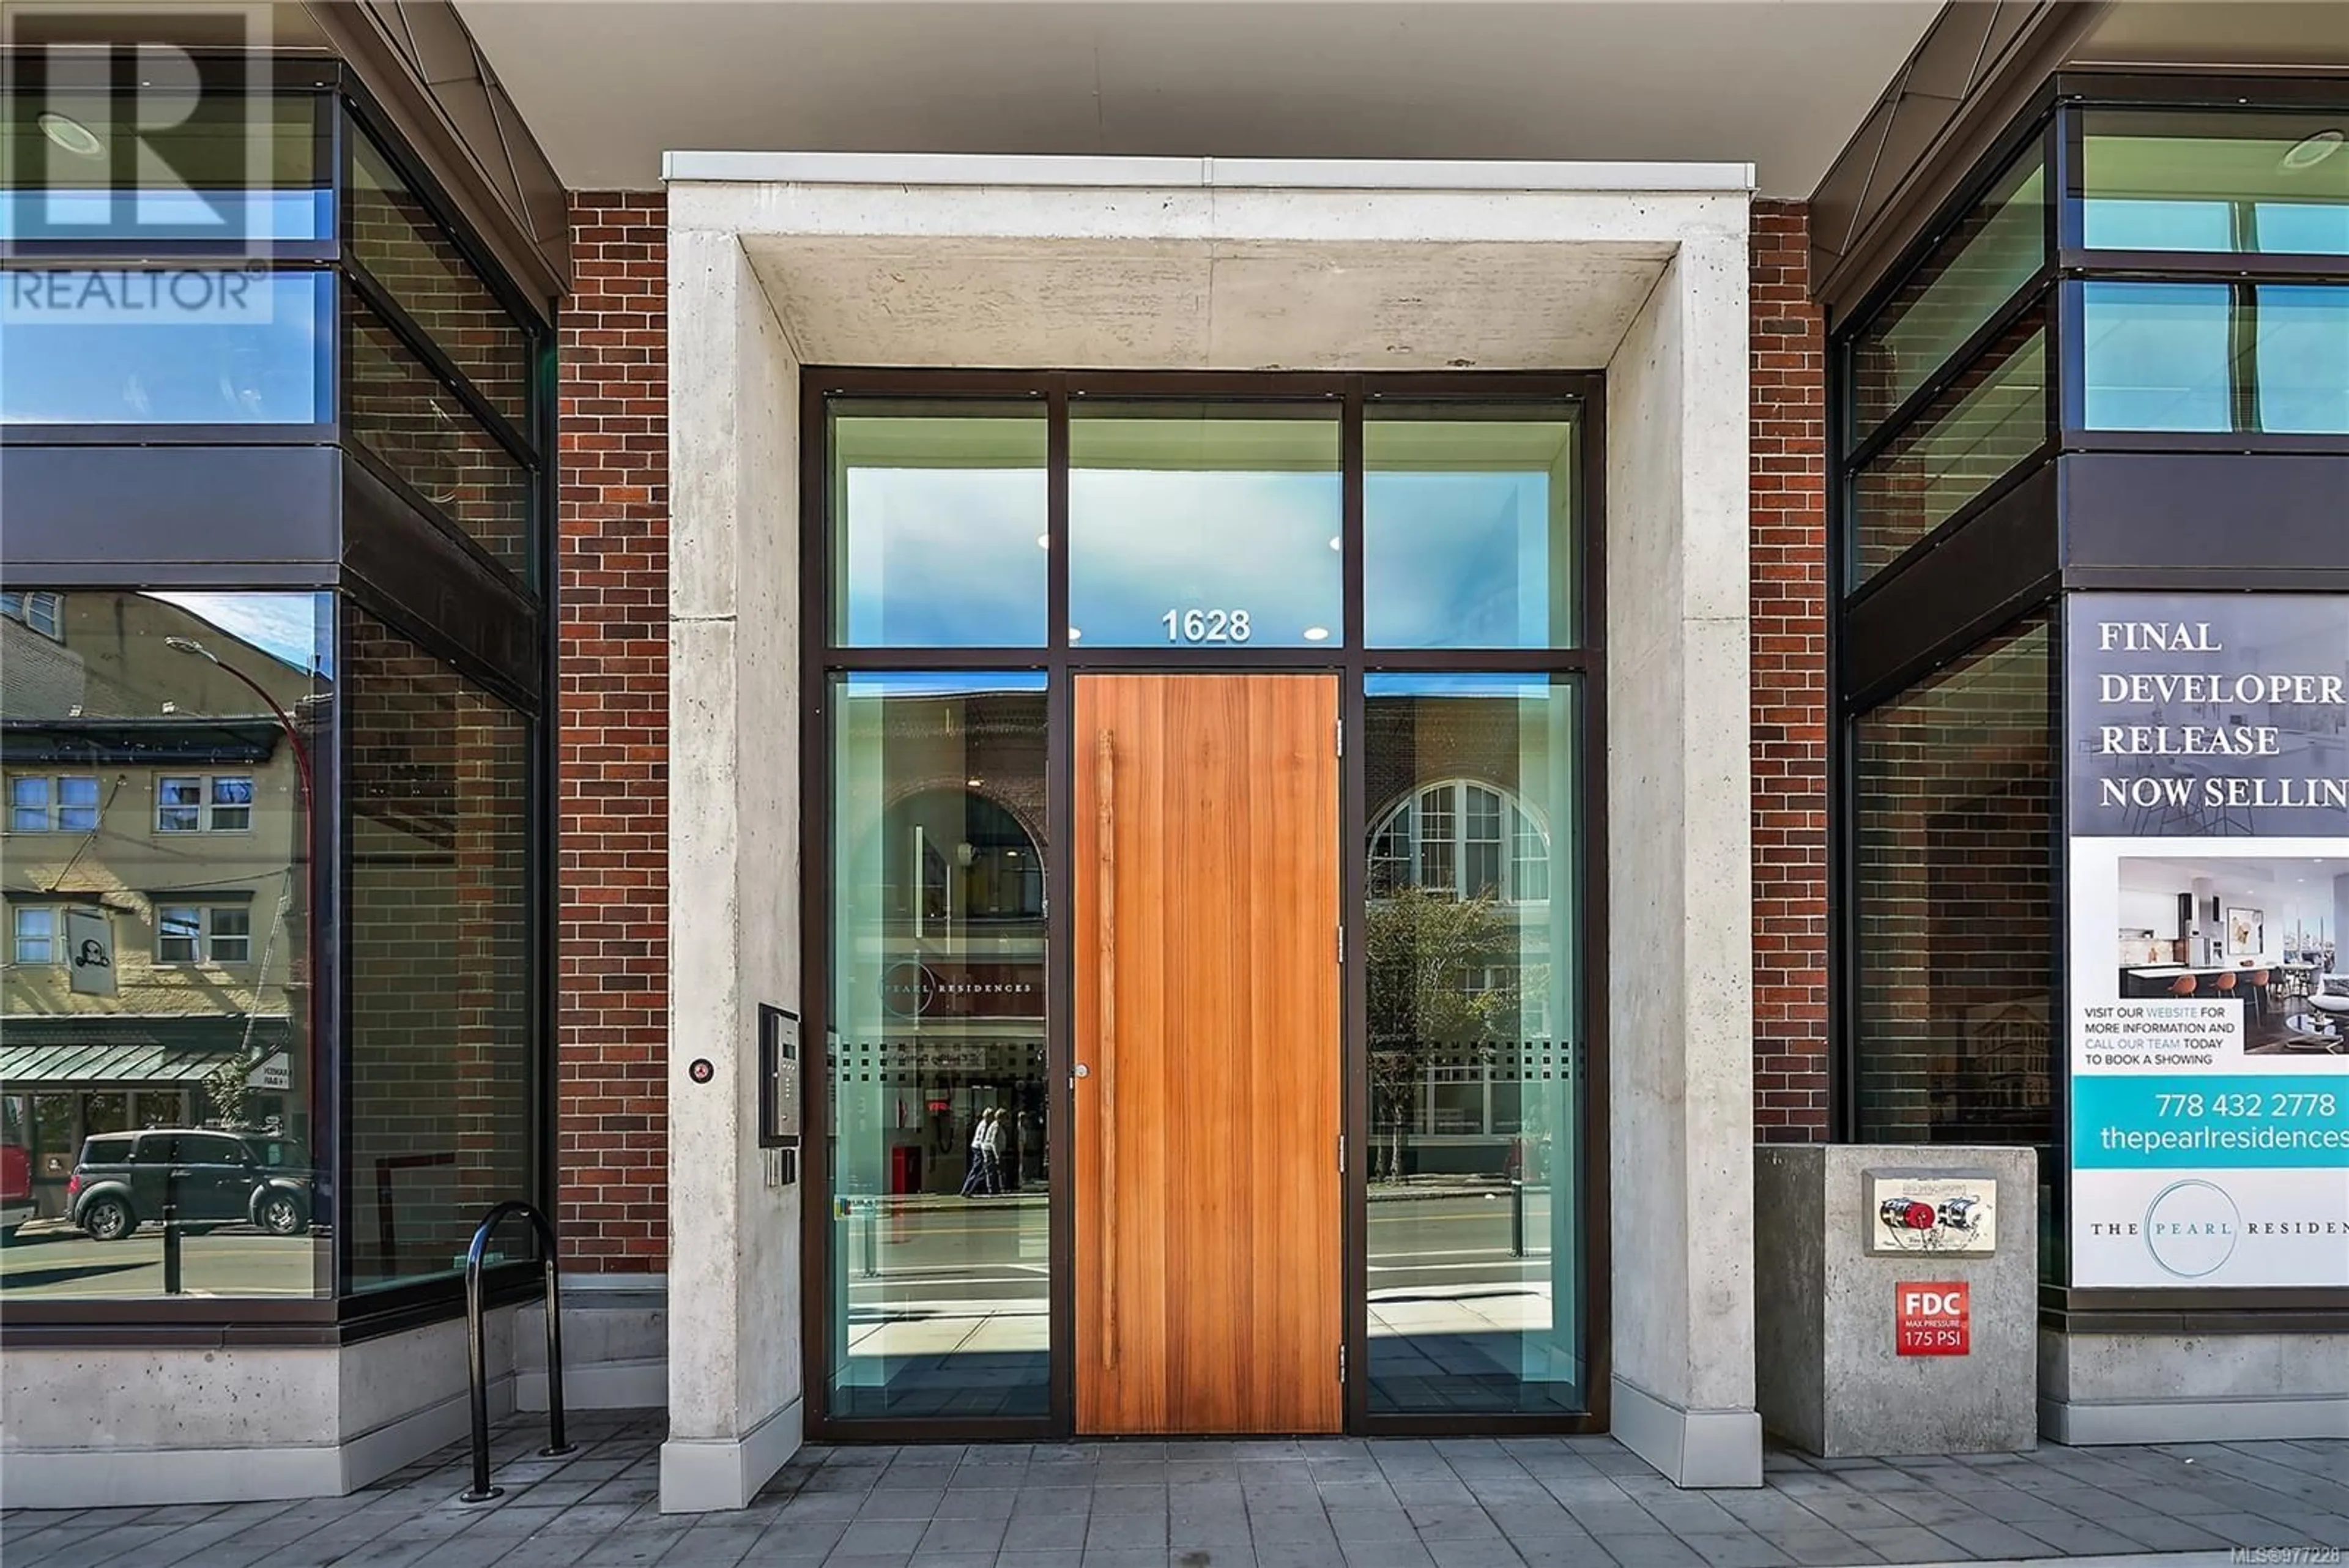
[825,672,1052,1418]
[1361,674,1586,1414]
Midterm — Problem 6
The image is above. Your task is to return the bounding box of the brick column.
[1750,201,1830,1142]
[557,193,670,1271]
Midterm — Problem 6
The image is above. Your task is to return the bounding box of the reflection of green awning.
[0,1017,288,1087]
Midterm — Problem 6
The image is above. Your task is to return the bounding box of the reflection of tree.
[1365,886,1521,1183]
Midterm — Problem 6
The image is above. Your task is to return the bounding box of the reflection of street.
[0,1219,322,1298]
[835,1184,1556,1354]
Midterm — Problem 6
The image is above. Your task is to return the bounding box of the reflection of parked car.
[1,1101,32,1242]
[67,1130,313,1241]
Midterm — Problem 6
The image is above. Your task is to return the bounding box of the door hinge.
[1336,923,1345,964]
[1337,1134,1346,1174]
[1335,718,1344,757]
[1338,1343,1348,1383]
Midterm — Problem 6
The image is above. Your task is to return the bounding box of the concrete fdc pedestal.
[1755,1145,2038,1457]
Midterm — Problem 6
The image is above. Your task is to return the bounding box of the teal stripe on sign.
[2072,1074,2349,1169]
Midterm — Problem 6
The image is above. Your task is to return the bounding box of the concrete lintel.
[662,149,1754,193]
[659,1397,802,1514]
[1611,1377,1765,1488]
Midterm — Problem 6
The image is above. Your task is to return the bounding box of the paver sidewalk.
[3,1410,2342,1567]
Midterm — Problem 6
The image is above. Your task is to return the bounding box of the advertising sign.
[1895,1282,1970,1356]
[64,907,116,997]
[2065,594,2349,1289]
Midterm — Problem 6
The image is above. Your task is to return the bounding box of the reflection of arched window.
[881,788,1043,923]
[1369,780,1548,902]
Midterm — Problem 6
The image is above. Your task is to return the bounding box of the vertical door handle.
[1094,726,1118,1369]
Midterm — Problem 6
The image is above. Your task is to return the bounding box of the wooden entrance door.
[1073,674,1343,1434]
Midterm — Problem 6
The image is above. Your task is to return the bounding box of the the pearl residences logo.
[2143,1178,2240,1279]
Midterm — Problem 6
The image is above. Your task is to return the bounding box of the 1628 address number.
[1161,609,1252,643]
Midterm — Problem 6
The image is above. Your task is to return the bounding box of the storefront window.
[346,302,532,572]
[826,672,1050,1417]
[0,91,329,242]
[0,590,332,1298]
[1071,402,1341,648]
[2082,110,2349,255]
[0,268,332,425]
[347,127,531,424]
[2081,281,2349,434]
[1850,147,2047,440]
[1364,404,1581,648]
[1852,319,2046,581]
[831,403,1048,647]
[342,608,533,1292]
[1362,674,1584,1414]
[1852,617,2055,1148]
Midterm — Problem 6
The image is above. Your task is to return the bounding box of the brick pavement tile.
[900,1553,994,1568]
[1398,1503,1504,1542]
[833,1518,929,1556]
[1590,1533,1706,1567]
[1917,1515,2057,1559]
[1326,1504,1414,1542]
[1423,1542,1520,1568]
[1015,1487,1097,1518]
[1168,1505,1254,1548]
[653,1522,764,1567]
[1004,1512,1092,1551]
[2105,1512,2241,1551]
[1169,1458,1245,1484]
[1564,1503,1671,1537]
[1749,1526,1882,1566]
[915,1515,1008,1555]
[992,1553,1085,1568]
[2240,1508,2349,1547]
[1326,1539,1437,1568]
[1168,1551,1257,1568]
[778,1492,868,1522]
[853,1490,944,1522]
[1632,1496,1743,1534]
[1083,1510,1168,1550]
[929,1488,1016,1519]
[2007,1512,2150,1555]
[1870,1491,1991,1530]
[1245,1509,1337,1547]
[749,1518,848,1559]
[1386,1480,1475,1507]
[1778,1493,1912,1533]
[1707,1492,1828,1532]
[1679,1531,1797,1568]
[1073,1548,1164,1568]
[1026,1464,1102,1488]
[1254,1542,1346,1568]
[1843,1525,1967,1562]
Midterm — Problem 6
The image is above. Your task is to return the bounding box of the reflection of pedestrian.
[983,1107,1009,1194]
[1013,1110,1037,1187]
[959,1109,996,1197]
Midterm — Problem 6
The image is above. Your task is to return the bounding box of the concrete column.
[1601,229,1762,1487]
[661,225,806,1512]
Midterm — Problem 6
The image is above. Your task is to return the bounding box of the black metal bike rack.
[460,1200,576,1503]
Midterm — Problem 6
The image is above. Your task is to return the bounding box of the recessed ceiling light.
[1035,534,1050,549]
[1303,626,1332,642]
[2281,128,2345,171]
[37,111,104,159]
[966,776,984,788]
[1068,627,1083,642]
[1327,537,1342,551]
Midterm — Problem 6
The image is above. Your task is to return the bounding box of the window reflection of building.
[1,592,322,1233]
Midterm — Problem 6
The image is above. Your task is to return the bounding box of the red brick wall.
[558,192,669,1270]
[1750,202,1831,1142]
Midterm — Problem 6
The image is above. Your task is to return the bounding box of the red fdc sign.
[1896,1282,1970,1356]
